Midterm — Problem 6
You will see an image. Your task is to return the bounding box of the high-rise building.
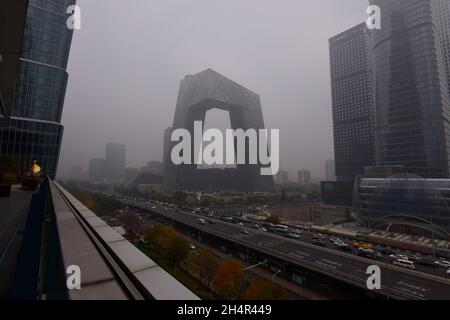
[0,0,76,178]
[298,169,311,187]
[434,0,450,97]
[105,143,126,183]
[329,23,375,182]
[89,158,106,182]
[325,159,336,181]
[370,0,450,178]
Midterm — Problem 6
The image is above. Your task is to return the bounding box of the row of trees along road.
[144,223,288,299]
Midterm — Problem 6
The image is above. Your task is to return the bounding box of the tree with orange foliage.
[244,279,288,300]
[213,260,245,299]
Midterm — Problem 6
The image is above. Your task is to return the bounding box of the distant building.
[275,170,289,185]
[141,161,163,175]
[89,158,105,182]
[329,23,375,182]
[325,159,336,181]
[105,143,126,183]
[125,167,140,185]
[298,169,311,187]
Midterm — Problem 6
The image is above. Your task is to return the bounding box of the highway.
[121,199,450,300]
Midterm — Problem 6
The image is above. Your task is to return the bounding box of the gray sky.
[58,0,368,181]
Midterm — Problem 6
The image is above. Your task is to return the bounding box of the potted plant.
[0,156,19,197]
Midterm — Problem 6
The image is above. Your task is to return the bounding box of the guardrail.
[49,181,199,300]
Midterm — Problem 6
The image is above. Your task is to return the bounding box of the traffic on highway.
[117,196,450,299]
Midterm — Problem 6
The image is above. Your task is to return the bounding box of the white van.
[393,259,415,270]
[276,225,289,233]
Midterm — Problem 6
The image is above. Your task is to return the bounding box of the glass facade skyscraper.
[434,0,450,97]
[370,0,450,179]
[0,0,76,178]
[329,23,375,182]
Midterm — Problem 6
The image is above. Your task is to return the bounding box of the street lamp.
[243,260,267,271]
[272,269,282,283]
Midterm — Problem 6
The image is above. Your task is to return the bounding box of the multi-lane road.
[121,199,450,300]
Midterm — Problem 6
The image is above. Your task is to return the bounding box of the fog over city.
[58,0,368,180]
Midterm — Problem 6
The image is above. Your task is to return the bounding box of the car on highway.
[190,244,196,250]
[287,233,301,239]
[198,218,206,225]
[151,206,157,209]
[258,227,268,232]
[447,269,450,276]
[389,254,409,261]
[330,237,342,243]
[393,259,415,270]
[236,222,244,226]
[275,225,289,233]
[313,233,325,240]
[434,260,450,268]
[240,228,250,235]
[334,241,351,251]
[312,238,326,247]
[416,259,438,268]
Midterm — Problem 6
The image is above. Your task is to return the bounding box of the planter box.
[0,184,12,197]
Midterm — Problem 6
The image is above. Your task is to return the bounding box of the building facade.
[105,143,126,183]
[0,0,76,178]
[329,23,375,182]
[163,69,274,192]
[353,175,450,236]
[434,0,450,97]
[370,0,450,178]
[298,169,311,187]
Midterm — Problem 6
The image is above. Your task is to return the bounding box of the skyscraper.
[329,23,375,182]
[0,0,76,178]
[105,143,126,183]
[298,169,311,187]
[434,0,450,97]
[370,0,450,178]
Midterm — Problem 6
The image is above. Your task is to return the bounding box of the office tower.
[298,169,311,187]
[325,159,336,181]
[0,0,76,178]
[370,0,450,178]
[434,0,450,97]
[163,69,274,192]
[105,143,126,183]
[125,167,140,185]
[329,23,375,182]
[89,158,106,182]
